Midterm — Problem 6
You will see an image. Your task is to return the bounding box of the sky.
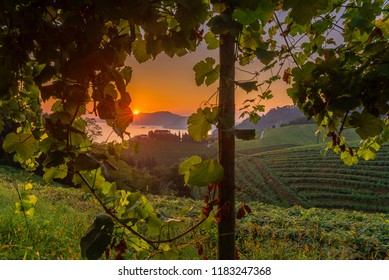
[126,43,293,117]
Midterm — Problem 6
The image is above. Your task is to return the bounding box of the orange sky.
[42,45,294,119]
[126,44,293,117]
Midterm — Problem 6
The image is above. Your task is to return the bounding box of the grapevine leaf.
[113,105,133,137]
[284,0,330,26]
[179,157,223,187]
[341,150,358,166]
[207,15,230,35]
[204,31,219,50]
[178,156,202,185]
[118,91,132,109]
[133,39,152,63]
[2,132,39,161]
[103,83,118,99]
[97,96,116,120]
[43,165,68,182]
[357,139,380,161]
[73,153,101,171]
[187,108,212,141]
[236,81,258,93]
[233,8,258,25]
[120,66,133,85]
[349,111,383,140]
[188,159,223,187]
[80,215,114,260]
[255,48,276,65]
[193,57,219,86]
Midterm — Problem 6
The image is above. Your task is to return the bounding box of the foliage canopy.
[0,0,388,259]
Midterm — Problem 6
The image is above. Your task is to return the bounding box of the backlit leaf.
[43,165,68,182]
[204,31,219,50]
[341,150,358,166]
[179,156,223,187]
[193,57,220,86]
[187,159,223,187]
[178,156,202,184]
[2,132,39,161]
[120,66,133,85]
[187,108,212,141]
[133,39,152,63]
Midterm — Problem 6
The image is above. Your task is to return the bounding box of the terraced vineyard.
[236,145,389,213]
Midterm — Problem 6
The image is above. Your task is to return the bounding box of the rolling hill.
[236,144,389,213]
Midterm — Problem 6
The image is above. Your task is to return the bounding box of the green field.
[235,124,360,155]
[1,164,388,259]
[236,144,389,213]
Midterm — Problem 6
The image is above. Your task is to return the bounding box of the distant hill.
[236,105,307,130]
[132,111,187,129]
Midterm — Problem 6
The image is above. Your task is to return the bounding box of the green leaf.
[80,215,114,260]
[187,159,224,187]
[113,105,133,137]
[120,66,133,85]
[43,165,68,182]
[236,81,258,93]
[233,0,274,25]
[357,140,380,161]
[255,48,276,65]
[2,132,39,161]
[179,157,223,187]
[187,108,212,141]
[133,39,152,63]
[204,31,219,50]
[233,8,258,25]
[178,156,202,184]
[73,153,101,171]
[193,57,220,86]
[284,0,330,25]
[341,150,358,166]
[207,15,230,35]
[349,111,383,140]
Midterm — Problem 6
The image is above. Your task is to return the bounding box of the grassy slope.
[236,124,360,153]
[0,165,100,259]
[1,164,388,260]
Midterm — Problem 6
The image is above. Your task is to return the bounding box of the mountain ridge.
[132,111,187,129]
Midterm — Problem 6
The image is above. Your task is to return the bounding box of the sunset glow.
[133,109,140,115]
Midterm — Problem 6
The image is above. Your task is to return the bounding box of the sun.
[133,109,140,115]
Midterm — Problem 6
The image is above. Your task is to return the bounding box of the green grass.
[0,165,100,259]
[1,164,388,260]
[235,124,360,153]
